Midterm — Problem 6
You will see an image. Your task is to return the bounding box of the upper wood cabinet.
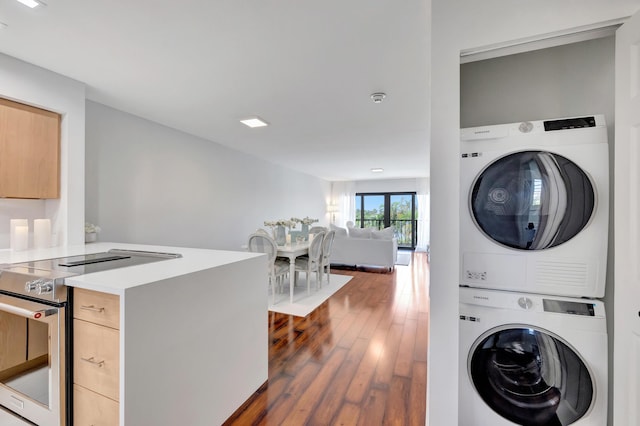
[0,98,60,199]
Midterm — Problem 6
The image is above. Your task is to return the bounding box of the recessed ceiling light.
[16,0,45,8]
[240,117,269,128]
[371,168,384,173]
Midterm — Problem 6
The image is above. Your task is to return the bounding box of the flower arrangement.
[291,216,319,226]
[85,222,101,234]
[264,220,297,229]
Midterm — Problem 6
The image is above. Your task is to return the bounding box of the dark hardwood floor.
[225,252,430,425]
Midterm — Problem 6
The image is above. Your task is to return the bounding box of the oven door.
[0,294,64,426]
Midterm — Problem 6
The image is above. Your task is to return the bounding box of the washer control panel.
[459,287,604,318]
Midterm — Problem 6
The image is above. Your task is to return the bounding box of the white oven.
[0,292,67,426]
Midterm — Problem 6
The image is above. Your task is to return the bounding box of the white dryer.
[460,115,609,298]
[459,287,607,426]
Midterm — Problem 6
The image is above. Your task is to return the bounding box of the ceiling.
[0,0,430,181]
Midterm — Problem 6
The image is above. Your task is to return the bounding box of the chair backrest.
[309,226,327,234]
[247,233,277,267]
[255,228,271,237]
[321,230,336,259]
[308,231,325,261]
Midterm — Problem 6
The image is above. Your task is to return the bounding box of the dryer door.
[470,151,595,250]
[469,327,594,426]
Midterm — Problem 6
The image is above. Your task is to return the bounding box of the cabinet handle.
[80,304,105,313]
[80,356,105,367]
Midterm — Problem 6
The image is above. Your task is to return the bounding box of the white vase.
[85,232,97,243]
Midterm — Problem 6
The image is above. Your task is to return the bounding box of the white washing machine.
[460,115,609,298]
[459,287,607,426]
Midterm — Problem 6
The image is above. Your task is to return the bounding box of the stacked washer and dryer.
[458,115,609,425]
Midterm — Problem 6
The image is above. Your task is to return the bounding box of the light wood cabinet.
[74,319,119,401]
[73,384,119,426]
[0,97,60,199]
[74,288,120,329]
[73,288,120,425]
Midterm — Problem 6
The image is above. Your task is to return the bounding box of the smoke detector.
[370,92,386,104]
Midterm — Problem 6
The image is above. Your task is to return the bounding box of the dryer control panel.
[543,299,596,316]
[544,116,596,131]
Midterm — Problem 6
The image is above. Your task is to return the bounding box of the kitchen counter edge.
[0,242,263,295]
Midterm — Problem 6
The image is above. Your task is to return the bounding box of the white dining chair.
[255,228,271,236]
[294,230,325,294]
[309,226,327,234]
[247,233,289,304]
[318,230,336,285]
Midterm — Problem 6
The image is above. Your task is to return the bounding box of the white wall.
[85,101,330,251]
[0,53,86,248]
[354,178,421,193]
[461,36,615,131]
[429,1,640,425]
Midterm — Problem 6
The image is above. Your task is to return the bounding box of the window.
[355,192,417,249]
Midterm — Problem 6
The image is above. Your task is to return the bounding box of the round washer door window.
[470,151,595,250]
[469,327,594,426]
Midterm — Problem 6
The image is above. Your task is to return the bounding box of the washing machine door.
[469,327,594,426]
[470,151,595,250]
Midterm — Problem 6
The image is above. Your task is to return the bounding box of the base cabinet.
[73,288,120,426]
[73,384,119,426]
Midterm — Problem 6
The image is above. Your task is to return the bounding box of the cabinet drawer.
[73,384,119,426]
[74,319,119,401]
[74,288,120,329]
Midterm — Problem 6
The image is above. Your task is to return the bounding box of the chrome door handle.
[80,304,105,313]
[80,356,105,367]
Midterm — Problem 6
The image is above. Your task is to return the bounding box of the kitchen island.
[0,242,267,426]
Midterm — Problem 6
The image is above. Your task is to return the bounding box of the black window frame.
[355,192,417,249]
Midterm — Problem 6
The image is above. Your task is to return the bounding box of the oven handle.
[0,301,57,319]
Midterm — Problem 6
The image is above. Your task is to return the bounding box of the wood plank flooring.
[224,252,430,425]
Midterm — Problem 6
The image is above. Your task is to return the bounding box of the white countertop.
[0,242,263,295]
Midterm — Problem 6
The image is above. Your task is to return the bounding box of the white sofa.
[329,225,398,270]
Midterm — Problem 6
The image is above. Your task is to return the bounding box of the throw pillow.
[372,226,395,240]
[349,227,373,238]
[330,224,348,236]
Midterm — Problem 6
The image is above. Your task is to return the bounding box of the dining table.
[276,241,309,303]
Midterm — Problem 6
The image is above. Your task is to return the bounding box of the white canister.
[10,219,28,251]
[34,219,51,249]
